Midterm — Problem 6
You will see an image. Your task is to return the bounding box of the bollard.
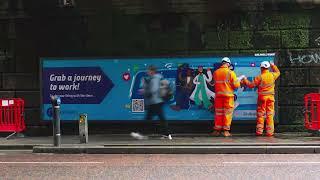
[51,95,61,146]
[79,114,88,143]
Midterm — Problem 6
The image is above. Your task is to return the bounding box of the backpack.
[159,79,173,101]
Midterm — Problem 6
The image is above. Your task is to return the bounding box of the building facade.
[0,0,319,133]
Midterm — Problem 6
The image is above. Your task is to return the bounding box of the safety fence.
[304,93,320,131]
[0,98,26,139]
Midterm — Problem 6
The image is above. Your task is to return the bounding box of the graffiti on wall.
[289,52,320,64]
[315,36,320,46]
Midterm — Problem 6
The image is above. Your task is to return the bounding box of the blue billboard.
[41,54,275,121]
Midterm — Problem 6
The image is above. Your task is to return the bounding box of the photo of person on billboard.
[189,66,215,110]
[171,64,195,111]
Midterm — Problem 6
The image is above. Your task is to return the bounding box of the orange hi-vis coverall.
[243,64,280,136]
[213,64,240,131]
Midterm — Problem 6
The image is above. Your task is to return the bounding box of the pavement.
[1,132,320,154]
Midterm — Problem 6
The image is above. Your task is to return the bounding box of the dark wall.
[1,0,320,131]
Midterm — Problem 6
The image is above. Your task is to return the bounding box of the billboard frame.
[39,53,279,125]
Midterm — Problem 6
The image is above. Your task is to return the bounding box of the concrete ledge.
[314,147,320,153]
[0,144,35,150]
[88,146,266,154]
[32,145,320,154]
[102,143,320,147]
[266,146,317,154]
[33,146,104,154]
[33,146,265,154]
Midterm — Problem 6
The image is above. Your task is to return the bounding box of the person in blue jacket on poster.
[171,64,195,111]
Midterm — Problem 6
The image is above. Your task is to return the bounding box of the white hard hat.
[221,57,231,64]
[260,61,270,68]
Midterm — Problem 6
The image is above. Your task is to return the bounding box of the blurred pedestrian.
[131,65,172,140]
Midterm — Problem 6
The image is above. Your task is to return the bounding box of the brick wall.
[0,0,319,131]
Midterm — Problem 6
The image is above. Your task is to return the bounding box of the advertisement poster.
[41,54,275,121]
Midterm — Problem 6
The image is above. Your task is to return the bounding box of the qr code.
[132,99,144,112]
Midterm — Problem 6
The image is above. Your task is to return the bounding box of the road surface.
[0,150,320,180]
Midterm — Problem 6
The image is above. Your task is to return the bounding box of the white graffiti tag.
[315,36,320,46]
[289,52,320,64]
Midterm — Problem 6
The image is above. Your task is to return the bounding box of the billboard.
[41,54,275,121]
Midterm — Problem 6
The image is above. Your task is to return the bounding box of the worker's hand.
[242,75,247,80]
[240,80,247,88]
[237,75,246,81]
[270,61,275,66]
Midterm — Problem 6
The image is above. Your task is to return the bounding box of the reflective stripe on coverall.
[213,64,240,131]
[244,64,280,136]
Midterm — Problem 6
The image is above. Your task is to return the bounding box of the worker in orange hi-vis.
[243,61,280,137]
[212,57,244,137]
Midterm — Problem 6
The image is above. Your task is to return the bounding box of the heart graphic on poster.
[122,72,130,81]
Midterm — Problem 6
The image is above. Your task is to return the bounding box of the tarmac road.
[1,151,320,180]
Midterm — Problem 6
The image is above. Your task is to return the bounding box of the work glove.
[237,75,246,82]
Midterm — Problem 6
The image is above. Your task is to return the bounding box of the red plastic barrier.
[0,98,25,133]
[304,93,320,131]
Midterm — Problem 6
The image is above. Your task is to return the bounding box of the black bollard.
[51,95,61,146]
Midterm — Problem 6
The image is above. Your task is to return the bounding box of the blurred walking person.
[131,65,172,140]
